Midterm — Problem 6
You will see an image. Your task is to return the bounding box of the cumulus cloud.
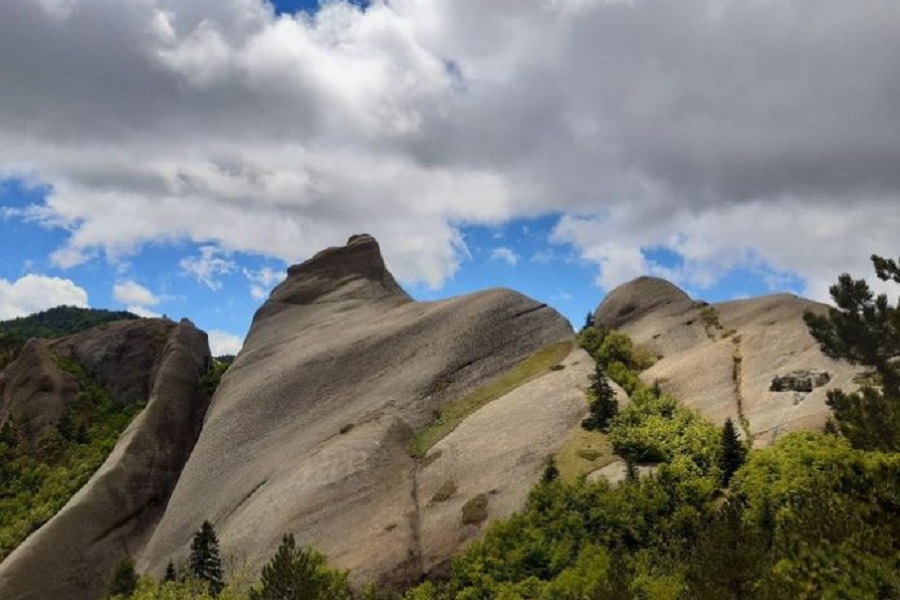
[0,274,89,319]
[490,246,520,266]
[1,0,899,296]
[208,329,244,356]
[113,280,160,306]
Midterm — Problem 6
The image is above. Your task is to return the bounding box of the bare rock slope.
[140,234,586,587]
[593,276,859,444]
[0,319,210,600]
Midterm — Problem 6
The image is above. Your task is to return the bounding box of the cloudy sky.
[1,0,898,354]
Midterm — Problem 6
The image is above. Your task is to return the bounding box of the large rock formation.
[0,319,210,600]
[139,234,586,587]
[593,277,859,444]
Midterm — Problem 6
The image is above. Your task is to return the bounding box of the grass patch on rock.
[409,341,573,458]
[555,427,616,482]
[461,493,489,525]
[431,479,457,503]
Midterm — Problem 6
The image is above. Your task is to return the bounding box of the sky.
[1,0,898,355]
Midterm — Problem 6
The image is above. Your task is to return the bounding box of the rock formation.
[593,277,859,445]
[135,234,586,588]
[0,319,210,600]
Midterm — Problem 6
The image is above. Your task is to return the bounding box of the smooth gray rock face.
[139,236,577,588]
[0,320,210,600]
[592,278,859,445]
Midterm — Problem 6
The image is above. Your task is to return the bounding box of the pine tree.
[249,534,351,600]
[107,556,138,598]
[804,254,900,451]
[718,418,747,486]
[164,560,177,582]
[190,520,224,595]
[582,363,618,432]
[542,455,560,483]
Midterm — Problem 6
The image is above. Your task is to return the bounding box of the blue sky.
[1,0,897,354]
[0,176,802,354]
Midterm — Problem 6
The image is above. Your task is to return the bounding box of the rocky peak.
[593,276,694,330]
[266,234,412,310]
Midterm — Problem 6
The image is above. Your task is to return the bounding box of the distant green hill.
[0,306,141,370]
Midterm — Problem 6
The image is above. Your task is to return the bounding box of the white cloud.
[127,304,162,318]
[0,274,89,320]
[113,280,159,306]
[208,329,244,356]
[0,0,898,295]
[179,246,236,290]
[243,266,285,300]
[490,246,520,266]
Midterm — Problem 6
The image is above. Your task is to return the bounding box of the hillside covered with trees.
[0,306,140,370]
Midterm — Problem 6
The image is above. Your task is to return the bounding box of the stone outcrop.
[0,320,210,600]
[138,234,583,588]
[593,278,859,445]
[770,370,831,392]
[0,339,78,442]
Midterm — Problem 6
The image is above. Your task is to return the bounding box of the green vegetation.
[461,494,489,525]
[554,427,615,481]
[190,521,225,595]
[249,534,351,600]
[431,480,457,503]
[0,356,144,560]
[408,341,573,458]
[576,327,655,395]
[581,362,618,432]
[201,356,235,397]
[698,306,723,340]
[108,557,139,598]
[0,305,140,340]
[398,280,900,599]
[805,253,900,451]
[718,418,747,486]
[0,306,139,371]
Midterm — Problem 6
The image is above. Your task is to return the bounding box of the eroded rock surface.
[593,278,859,444]
[140,235,581,588]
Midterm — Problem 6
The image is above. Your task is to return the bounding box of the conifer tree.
[190,520,224,595]
[718,418,747,486]
[804,254,900,451]
[249,534,351,600]
[164,560,177,583]
[107,556,138,598]
[542,455,560,483]
[582,363,618,432]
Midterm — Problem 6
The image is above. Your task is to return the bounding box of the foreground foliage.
[805,253,900,451]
